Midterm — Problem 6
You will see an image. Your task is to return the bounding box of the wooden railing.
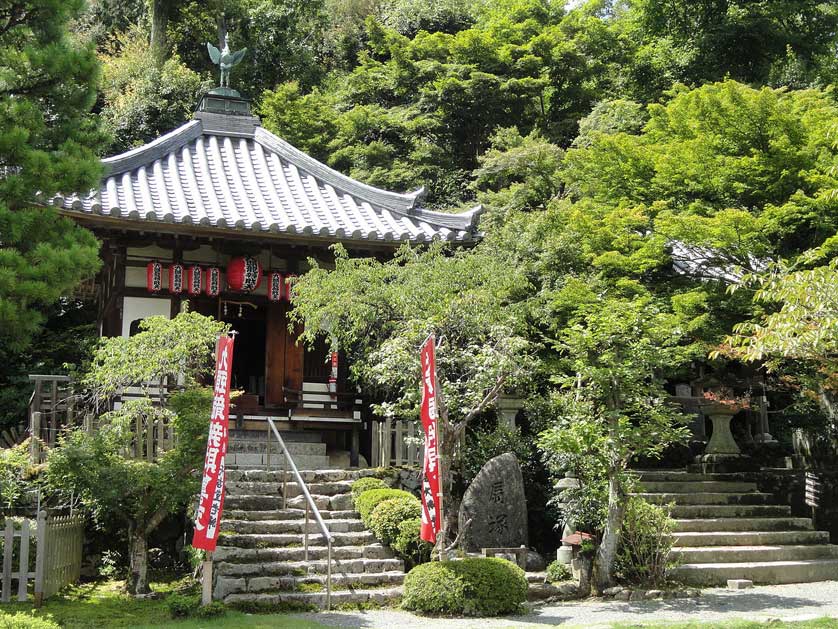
[28,375,73,454]
[0,512,84,604]
[27,375,178,464]
[370,419,422,467]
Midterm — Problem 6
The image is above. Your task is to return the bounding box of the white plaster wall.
[121,296,172,338]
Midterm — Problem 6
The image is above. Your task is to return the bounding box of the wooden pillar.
[350,426,359,468]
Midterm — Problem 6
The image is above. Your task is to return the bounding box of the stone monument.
[458,452,528,552]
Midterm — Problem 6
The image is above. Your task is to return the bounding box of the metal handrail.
[265,418,334,610]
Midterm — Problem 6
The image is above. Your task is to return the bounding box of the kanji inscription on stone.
[458,452,528,552]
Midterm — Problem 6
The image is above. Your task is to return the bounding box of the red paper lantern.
[169,264,184,294]
[226,257,262,293]
[146,261,162,293]
[328,350,339,396]
[283,274,297,301]
[187,266,203,295]
[205,267,221,297]
[268,272,283,302]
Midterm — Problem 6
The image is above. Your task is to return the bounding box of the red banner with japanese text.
[192,335,235,552]
[419,335,442,544]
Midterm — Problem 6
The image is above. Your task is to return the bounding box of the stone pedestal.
[695,403,756,473]
[705,412,740,455]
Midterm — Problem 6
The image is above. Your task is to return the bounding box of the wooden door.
[265,302,304,407]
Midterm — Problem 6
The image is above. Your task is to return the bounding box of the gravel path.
[295,581,838,628]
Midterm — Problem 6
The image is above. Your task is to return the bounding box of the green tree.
[290,243,530,547]
[630,0,838,89]
[0,0,104,359]
[99,26,211,153]
[46,311,227,595]
[538,294,689,590]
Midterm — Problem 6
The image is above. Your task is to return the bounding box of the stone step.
[670,504,791,519]
[226,469,376,484]
[225,480,354,498]
[674,517,814,533]
[228,441,327,456]
[218,530,376,549]
[224,509,358,521]
[635,492,774,506]
[226,453,332,470]
[223,493,353,512]
[216,557,404,577]
[221,518,366,535]
[671,559,838,586]
[230,429,323,444]
[635,470,748,482]
[673,530,830,547]
[640,480,758,494]
[673,544,838,564]
[214,543,394,564]
[216,571,405,598]
[224,586,403,609]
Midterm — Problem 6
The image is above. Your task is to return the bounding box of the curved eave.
[52,205,479,247]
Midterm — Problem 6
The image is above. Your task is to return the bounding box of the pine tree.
[0,0,104,353]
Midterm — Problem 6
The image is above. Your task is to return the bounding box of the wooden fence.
[370,419,422,467]
[0,513,84,604]
[28,374,178,464]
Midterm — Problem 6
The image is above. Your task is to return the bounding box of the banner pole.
[201,552,213,605]
[434,359,446,561]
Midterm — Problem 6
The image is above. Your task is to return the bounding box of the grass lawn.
[0,578,328,629]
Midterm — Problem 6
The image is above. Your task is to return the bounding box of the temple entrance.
[222,301,266,407]
[265,302,304,407]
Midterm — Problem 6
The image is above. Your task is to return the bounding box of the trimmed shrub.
[392,517,432,566]
[194,601,227,618]
[0,612,60,629]
[350,477,389,507]
[166,593,200,619]
[545,560,572,583]
[402,557,527,616]
[355,488,415,524]
[614,497,677,587]
[368,496,421,545]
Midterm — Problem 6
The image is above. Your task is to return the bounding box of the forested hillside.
[80,0,838,206]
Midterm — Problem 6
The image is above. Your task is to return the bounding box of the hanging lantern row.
[146,262,222,296]
[267,272,298,302]
[146,259,295,298]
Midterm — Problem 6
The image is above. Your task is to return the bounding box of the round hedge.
[402,557,528,616]
[369,496,421,545]
[355,488,415,524]
[392,517,432,565]
[350,477,389,507]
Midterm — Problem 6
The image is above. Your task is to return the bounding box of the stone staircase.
[226,429,332,470]
[636,470,838,586]
[214,431,405,609]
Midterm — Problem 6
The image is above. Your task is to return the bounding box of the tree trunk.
[127,528,150,595]
[593,470,624,593]
[149,0,170,61]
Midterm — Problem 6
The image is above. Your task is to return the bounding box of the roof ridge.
[103,120,202,177]
[254,127,424,214]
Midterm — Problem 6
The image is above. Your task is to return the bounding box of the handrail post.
[327,538,332,611]
[265,418,334,607]
[265,420,271,470]
[282,453,288,510]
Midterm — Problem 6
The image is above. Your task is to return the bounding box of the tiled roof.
[45,111,482,243]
